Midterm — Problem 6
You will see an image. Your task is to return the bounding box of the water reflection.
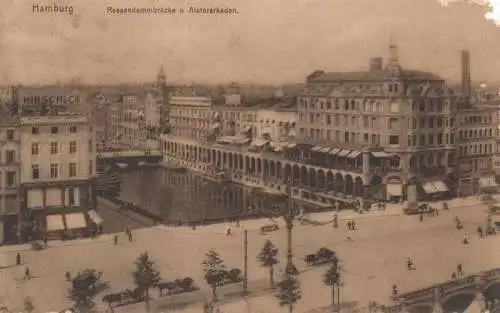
[442,294,476,313]
[117,168,285,223]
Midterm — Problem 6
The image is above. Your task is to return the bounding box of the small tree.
[257,240,279,287]
[323,259,340,308]
[132,252,161,312]
[202,249,225,300]
[23,297,35,313]
[276,274,301,313]
[68,280,96,313]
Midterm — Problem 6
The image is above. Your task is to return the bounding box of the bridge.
[384,267,500,313]
[97,150,163,170]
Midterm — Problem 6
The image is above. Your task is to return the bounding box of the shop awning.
[329,148,341,156]
[87,210,103,225]
[287,143,297,148]
[251,139,269,147]
[311,146,323,152]
[480,176,498,188]
[422,182,439,194]
[432,180,449,192]
[337,150,351,157]
[319,147,331,153]
[65,213,87,229]
[371,151,390,158]
[46,215,65,231]
[387,184,403,196]
[234,137,251,145]
[347,151,362,158]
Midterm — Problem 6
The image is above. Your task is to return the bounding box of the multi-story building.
[255,102,297,141]
[0,109,20,244]
[169,95,217,140]
[162,46,496,210]
[19,113,97,240]
[456,104,497,196]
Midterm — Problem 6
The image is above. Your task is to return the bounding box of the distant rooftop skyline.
[1,0,500,85]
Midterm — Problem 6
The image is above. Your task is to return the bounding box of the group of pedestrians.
[113,227,133,245]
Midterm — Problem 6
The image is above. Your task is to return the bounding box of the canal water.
[115,167,288,224]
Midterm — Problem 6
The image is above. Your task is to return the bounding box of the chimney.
[461,50,471,98]
[369,57,383,71]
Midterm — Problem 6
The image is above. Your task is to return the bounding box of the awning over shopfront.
[386,184,403,196]
[87,210,103,225]
[337,150,351,157]
[371,151,390,158]
[329,148,341,156]
[347,151,362,159]
[234,137,251,145]
[422,180,449,193]
[46,215,65,232]
[251,139,269,147]
[287,143,297,148]
[319,147,331,153]
[422,182,439,194]
[65,213,87,230]
[479,176,498,188]
[311,146,323,152]
[432,180,449,192]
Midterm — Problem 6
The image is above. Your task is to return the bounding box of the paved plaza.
[0,197,496,313]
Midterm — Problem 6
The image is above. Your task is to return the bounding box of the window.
[6,129,14,141]
[51,126,59,134]
[6,172,15,187]
[88,140,93,153]
[50,163,59,179]
[389,135,400,145]
[69,162,77,177]
[50,142,58,154]
[68,187,75,206]
[31,127,39,134]
[69,141,77,154]
[6,150,14,163]
[32,164,40,179]
[70,126,77,133]
[389,118,399,129]
[31,143,39,156]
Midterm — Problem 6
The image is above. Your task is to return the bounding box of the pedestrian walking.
[382,203,386,211]
[333,214,338,229]
[419,212,424,223]
[463,232,469,244]
[65,271,71,281]
[24,266,31,280]
[352,220,356,230]
[406,257,414,271]
[451,272,457,280]
[392,285,398,297]
[127,230,133,242]
[16,252,21,266]
[457,264,463,276]
[43,237,48,247]
[113,235,118,245]
[477,226,484,239]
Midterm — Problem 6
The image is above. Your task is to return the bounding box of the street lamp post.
[284,174,298,275]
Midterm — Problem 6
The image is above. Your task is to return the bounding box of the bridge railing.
[97,150,162,158]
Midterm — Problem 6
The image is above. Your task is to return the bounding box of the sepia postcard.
[1,0,500,313]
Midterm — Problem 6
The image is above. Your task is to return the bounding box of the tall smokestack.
[461,50,471,98]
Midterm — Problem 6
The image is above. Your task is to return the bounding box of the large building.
[19,113,97,241]
[169,94,218,140]
[161,45,498,210]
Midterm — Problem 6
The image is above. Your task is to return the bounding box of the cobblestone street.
[0,198,495,313]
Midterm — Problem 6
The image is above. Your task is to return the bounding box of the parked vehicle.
[260,223,279,234]
[305,247,337,266]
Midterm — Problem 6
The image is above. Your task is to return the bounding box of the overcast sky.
[0,0,499,85]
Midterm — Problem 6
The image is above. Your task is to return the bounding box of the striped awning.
[311,146,323,152]
[88,210,103,225]
[319,147,331,153]
[347,151,361,158]
[329,148,341,156]
[337,150,351,157]
[46,215,65,231]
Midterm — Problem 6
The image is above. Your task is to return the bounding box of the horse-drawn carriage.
[72,269,103,292]
[305,248,337,266]
[156,277,198,297]
[102,287,145,308]
[215,267,244,287]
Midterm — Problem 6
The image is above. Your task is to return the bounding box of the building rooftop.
[306,69,444,84]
